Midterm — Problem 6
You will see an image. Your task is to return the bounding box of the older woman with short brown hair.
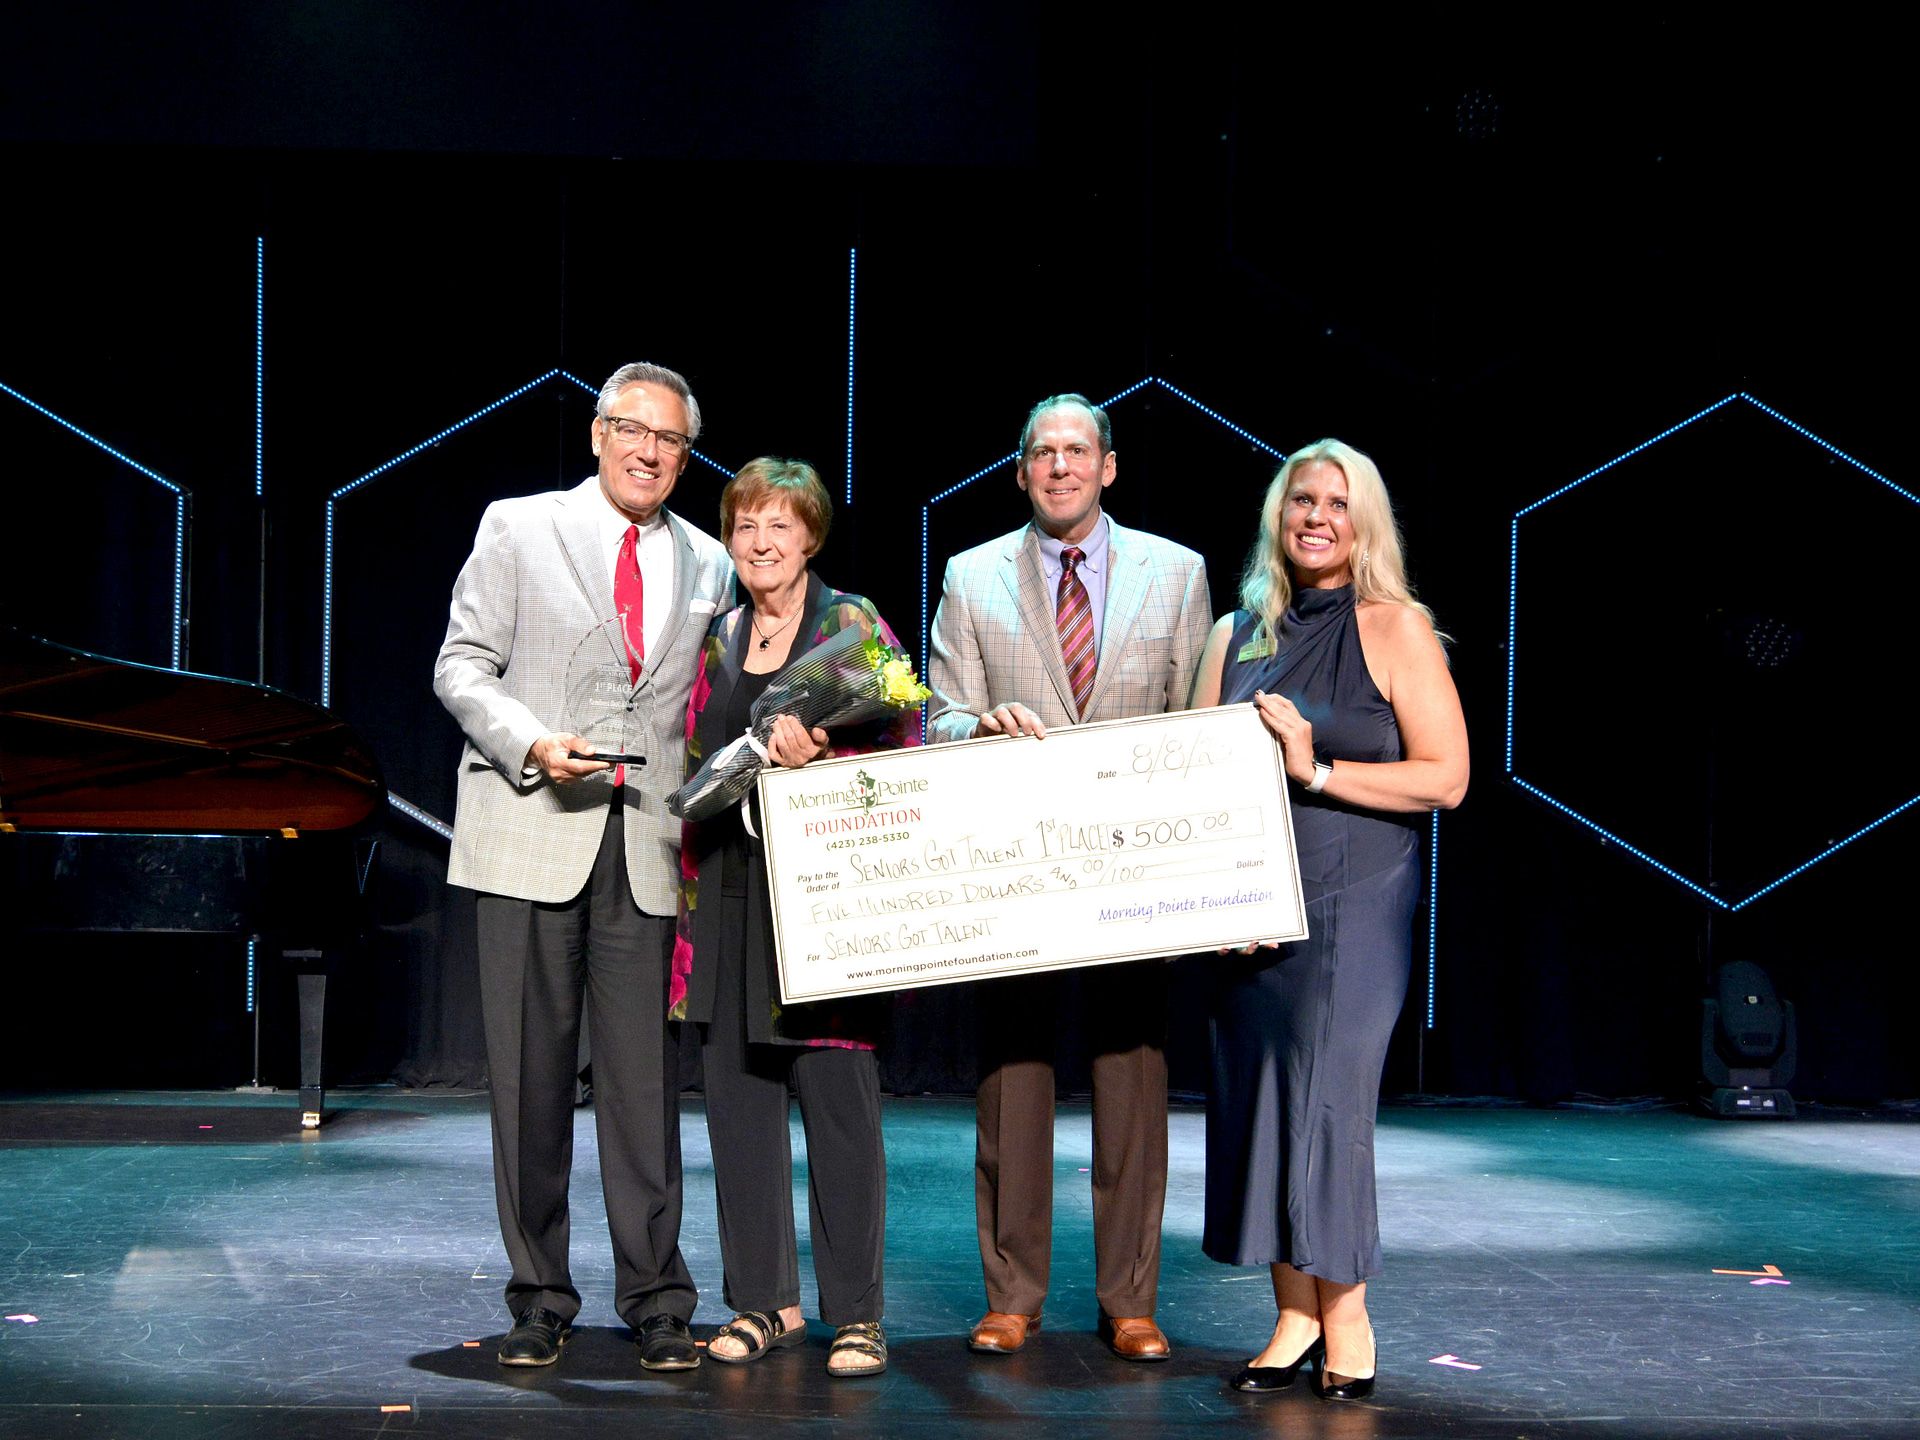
[672,457,919,1378]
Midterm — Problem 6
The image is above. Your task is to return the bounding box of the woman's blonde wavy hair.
[1236,438,1445,645]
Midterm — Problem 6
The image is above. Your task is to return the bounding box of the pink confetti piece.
[1078,1167,1090,1172]
[5,1315,39,1323]
[199,1125,213,1130]
[1750,1277,1791,1286]
[1430,1354,1481,1370]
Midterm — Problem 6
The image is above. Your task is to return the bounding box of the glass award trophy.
[562,616,652,771]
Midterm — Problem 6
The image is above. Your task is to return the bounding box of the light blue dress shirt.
[1036,512,1110,654]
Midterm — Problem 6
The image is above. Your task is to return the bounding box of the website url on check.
[847,949,1039,981]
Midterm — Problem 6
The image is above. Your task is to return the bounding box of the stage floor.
[0,1092,1915,1439]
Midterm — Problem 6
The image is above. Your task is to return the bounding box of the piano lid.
[0,628,385,832]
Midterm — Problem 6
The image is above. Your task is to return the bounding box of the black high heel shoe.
[1229,1334,1325,1392]
[1312,1329,1376,1401]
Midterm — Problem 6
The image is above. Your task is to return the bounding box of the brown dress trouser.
[975,962,1169,1319]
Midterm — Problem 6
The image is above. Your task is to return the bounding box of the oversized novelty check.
[756,703,1307,1003]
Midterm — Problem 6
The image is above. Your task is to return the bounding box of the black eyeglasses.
[603,417,691,457]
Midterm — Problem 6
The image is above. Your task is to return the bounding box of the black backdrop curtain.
[3,6,1913,1103]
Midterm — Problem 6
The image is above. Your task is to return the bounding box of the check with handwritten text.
[756,703,1307,1003]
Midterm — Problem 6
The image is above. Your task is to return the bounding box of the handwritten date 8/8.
[1131,726,1230,781]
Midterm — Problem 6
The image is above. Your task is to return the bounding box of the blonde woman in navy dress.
[1189,439,1468,1400]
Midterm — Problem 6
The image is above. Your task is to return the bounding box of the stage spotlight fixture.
[1699,959,1797,1119]
[1725,614,1801,670]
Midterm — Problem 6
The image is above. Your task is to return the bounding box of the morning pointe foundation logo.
[786,773,930,813]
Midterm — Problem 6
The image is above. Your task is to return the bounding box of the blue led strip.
[322,500,337,705]
[1516,394,1740,518]
[1736,393,1919,503]
[255,237,264,499]
[0,382,186,494]
[330,370,566,502]
[246,936,257,1015]
[1513,777,1730,908]
[2,379,189,668]
[1426,811,1439,1029]
[1505,517,1519,772]
[929,451,1020,506]
[173,494,186,668]
[389,793,455,841]
[920,504,931,741]
[1100,377,1156,409]
[847,248,857,506]
[1152,380,1288,457]
[1731,794,1920,910]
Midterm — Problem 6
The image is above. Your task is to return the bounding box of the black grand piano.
[0,627,387,1127]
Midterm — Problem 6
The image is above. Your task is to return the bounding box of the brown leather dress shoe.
[968,1310,1041,1353]
[1100,1313,1171,1362]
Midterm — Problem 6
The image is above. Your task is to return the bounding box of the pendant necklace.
[753,608,800,651]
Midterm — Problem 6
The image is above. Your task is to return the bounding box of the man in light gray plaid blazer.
[434,362,732,1371]
[928,394,1212,1363]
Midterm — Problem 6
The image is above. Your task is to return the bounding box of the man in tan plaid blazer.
[434,362,732,1372]
[928,394,1212,1362]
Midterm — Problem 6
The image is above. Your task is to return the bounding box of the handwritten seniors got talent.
[439,367,1464,1401]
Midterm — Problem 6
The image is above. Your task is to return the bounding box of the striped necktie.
[1056,546,1096,718]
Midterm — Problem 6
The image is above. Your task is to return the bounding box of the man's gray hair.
[1018,393,1112,458]
[597,361,703,440]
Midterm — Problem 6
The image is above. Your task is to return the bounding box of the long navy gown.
[1204,584,1419,1285]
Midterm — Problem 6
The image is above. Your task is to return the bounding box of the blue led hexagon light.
[1506,393,1920,911]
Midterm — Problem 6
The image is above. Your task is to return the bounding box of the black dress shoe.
[1313,1350,1376,1401]
[498,1307,571,1367]
[637,1313,701,1371]
[1230,1335,1324,1392]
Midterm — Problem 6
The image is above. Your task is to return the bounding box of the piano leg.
[298,971,326,1128]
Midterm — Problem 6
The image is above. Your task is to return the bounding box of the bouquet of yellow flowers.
[668,626,931,824]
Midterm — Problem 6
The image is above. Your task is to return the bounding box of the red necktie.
[1056,546,1096,718]
[614,525,645,784]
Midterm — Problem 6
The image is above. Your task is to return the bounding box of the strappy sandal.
[707,1310,807,1364]
[827,1321,887,1377]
